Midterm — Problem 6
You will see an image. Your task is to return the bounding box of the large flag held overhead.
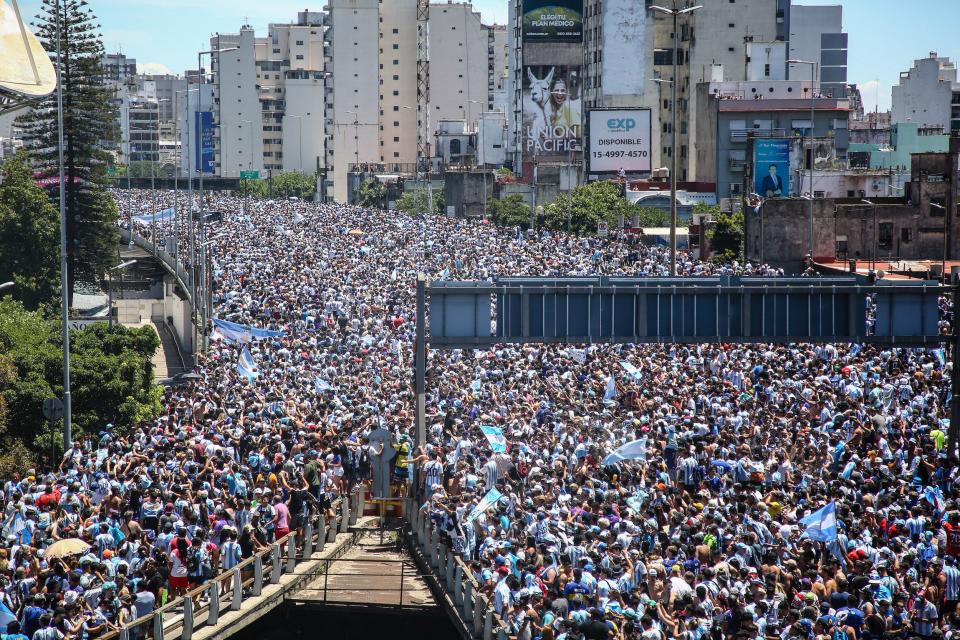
[212,318,285,343]
[3,511,31,545]
[480,425,508,453]
[465,488,503,524]
[314,377,333,392]
[0,601,15,631]
[602,437,648,466]
[799,501,838,542]
[620,361,643,381]
[132,208,176,225]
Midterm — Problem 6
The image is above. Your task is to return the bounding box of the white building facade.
[891,52,960,134]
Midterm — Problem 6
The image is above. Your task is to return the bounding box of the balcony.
[730,128,786,143]
[729,160,746,172]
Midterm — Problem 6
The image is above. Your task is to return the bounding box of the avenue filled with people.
[0,188,955,640]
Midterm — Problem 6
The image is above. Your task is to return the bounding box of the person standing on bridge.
[272,493,291,541]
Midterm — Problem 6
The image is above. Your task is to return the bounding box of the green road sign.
[240,170,260,180]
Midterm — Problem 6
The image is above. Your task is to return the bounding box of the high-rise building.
[786,4,847,95]
[210,12,327,180]
[892,52,960,134]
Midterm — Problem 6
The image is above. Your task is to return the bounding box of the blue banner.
[195,111,215,175]
[754,139,791,198]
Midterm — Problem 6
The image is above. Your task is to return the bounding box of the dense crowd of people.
[0,188,956,640]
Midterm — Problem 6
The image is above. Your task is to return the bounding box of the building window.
[296,40,304,45]
[878,222,893,250]
[764,63,770,77]
[296,54,304,60]
[393,44,399,49]
[393,136,399,142]
[393,59,399,65]
[393,75,399,80]
[392,28,399,34]
[901,228,913,243]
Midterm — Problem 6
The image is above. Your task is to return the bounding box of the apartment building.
[786,4,848,94]
[892,52,960,134]
[211,11,327,179]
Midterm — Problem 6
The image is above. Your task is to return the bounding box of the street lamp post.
[401,105,434,218]
[750,193,765,265]
[788,59,817,258]
[468,100,487,220]
[651,1,702,277]
[107,260,137,329]
[196,47,237,350]
[862,199,877,271]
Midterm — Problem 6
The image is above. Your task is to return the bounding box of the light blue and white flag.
[799,501,838,542]
[314,377,333,392]
[0,601,16,631]
[568,348,587,364]
[925,485,946,513]
[237,347,258,382]
[465,488,503,524]
[212,318,285,343]
[480,425,507,453]
[934,348,947,368]
[604,374,617,401]
[133,207,175,225]
[470,378,482,393]
[620,361,643,381]
[602,438,648,466]
[3,511,31,545]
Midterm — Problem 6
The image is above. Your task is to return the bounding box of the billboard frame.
[521,0,584,43]
[585,107,653,176]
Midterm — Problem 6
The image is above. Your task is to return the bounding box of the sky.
[16,0,960,112]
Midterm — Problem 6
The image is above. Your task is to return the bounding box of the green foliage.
[0,299,162,459]
[271,171,316,200]
[708,211,745,262]
[355,179,386,209]
[16,0,119,306]
[396,188,443,215]
[0,152,60,310]
[543,180,634,235]
[496,167,513,176]
[487,194,531,228]
[634,206,670,227]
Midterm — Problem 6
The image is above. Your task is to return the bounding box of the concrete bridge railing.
[120,227,195,306]
[407,499,509,640]
[106,492,360,640]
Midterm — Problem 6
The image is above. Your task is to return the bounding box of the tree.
[709,211,745,263]
[634,205,670,227]
[355,178,386,209]
[487,194,531,228]
[0,299,161,462]
[0,152,60,310]
[16,0,119,307]
[395,187,443,215]
[271,171,315,200]
[543,180,634,234]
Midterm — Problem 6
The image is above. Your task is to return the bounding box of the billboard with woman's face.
[522,65,582,160]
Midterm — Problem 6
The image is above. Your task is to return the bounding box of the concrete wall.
[444,170,494,218]
[892,54,957,130]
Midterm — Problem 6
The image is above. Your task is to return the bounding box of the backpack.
[186,546,201,574]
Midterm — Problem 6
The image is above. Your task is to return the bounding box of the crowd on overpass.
[0,189,955,640]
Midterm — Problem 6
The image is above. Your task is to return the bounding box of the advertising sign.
[522,65,582,160]
[587,109,652,174]
[753,139,790,198]
[194,111,215,175]
[522,0,583,42]
[602,0,646,96]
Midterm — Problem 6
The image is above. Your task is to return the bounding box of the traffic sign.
[42,397,63,422]
[240,170,260,180]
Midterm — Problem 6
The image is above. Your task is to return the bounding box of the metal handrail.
[107,494,352,640]
[407,501,509,640]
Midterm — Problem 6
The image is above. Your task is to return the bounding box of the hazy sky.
[16,0,960,112]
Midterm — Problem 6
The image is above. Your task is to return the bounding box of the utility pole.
[651,2,702,276]
[54,0,72,449]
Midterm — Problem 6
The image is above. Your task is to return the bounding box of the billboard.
[587,109,652,174]
[753,139,790,198]
[522,65,582,160]
[194,111,215,175]
[602,0,646,96]
[522,0,583,42]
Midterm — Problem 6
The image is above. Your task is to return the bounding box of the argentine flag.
[604,374,617,401]
[602,438,648,466]
[0,601,15,631]
[799,501,838,542]
[925,485,946,513]
[237,347,258,382]
[314,377,333,392]
[3,511,31,545]
[480,425,507,453]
